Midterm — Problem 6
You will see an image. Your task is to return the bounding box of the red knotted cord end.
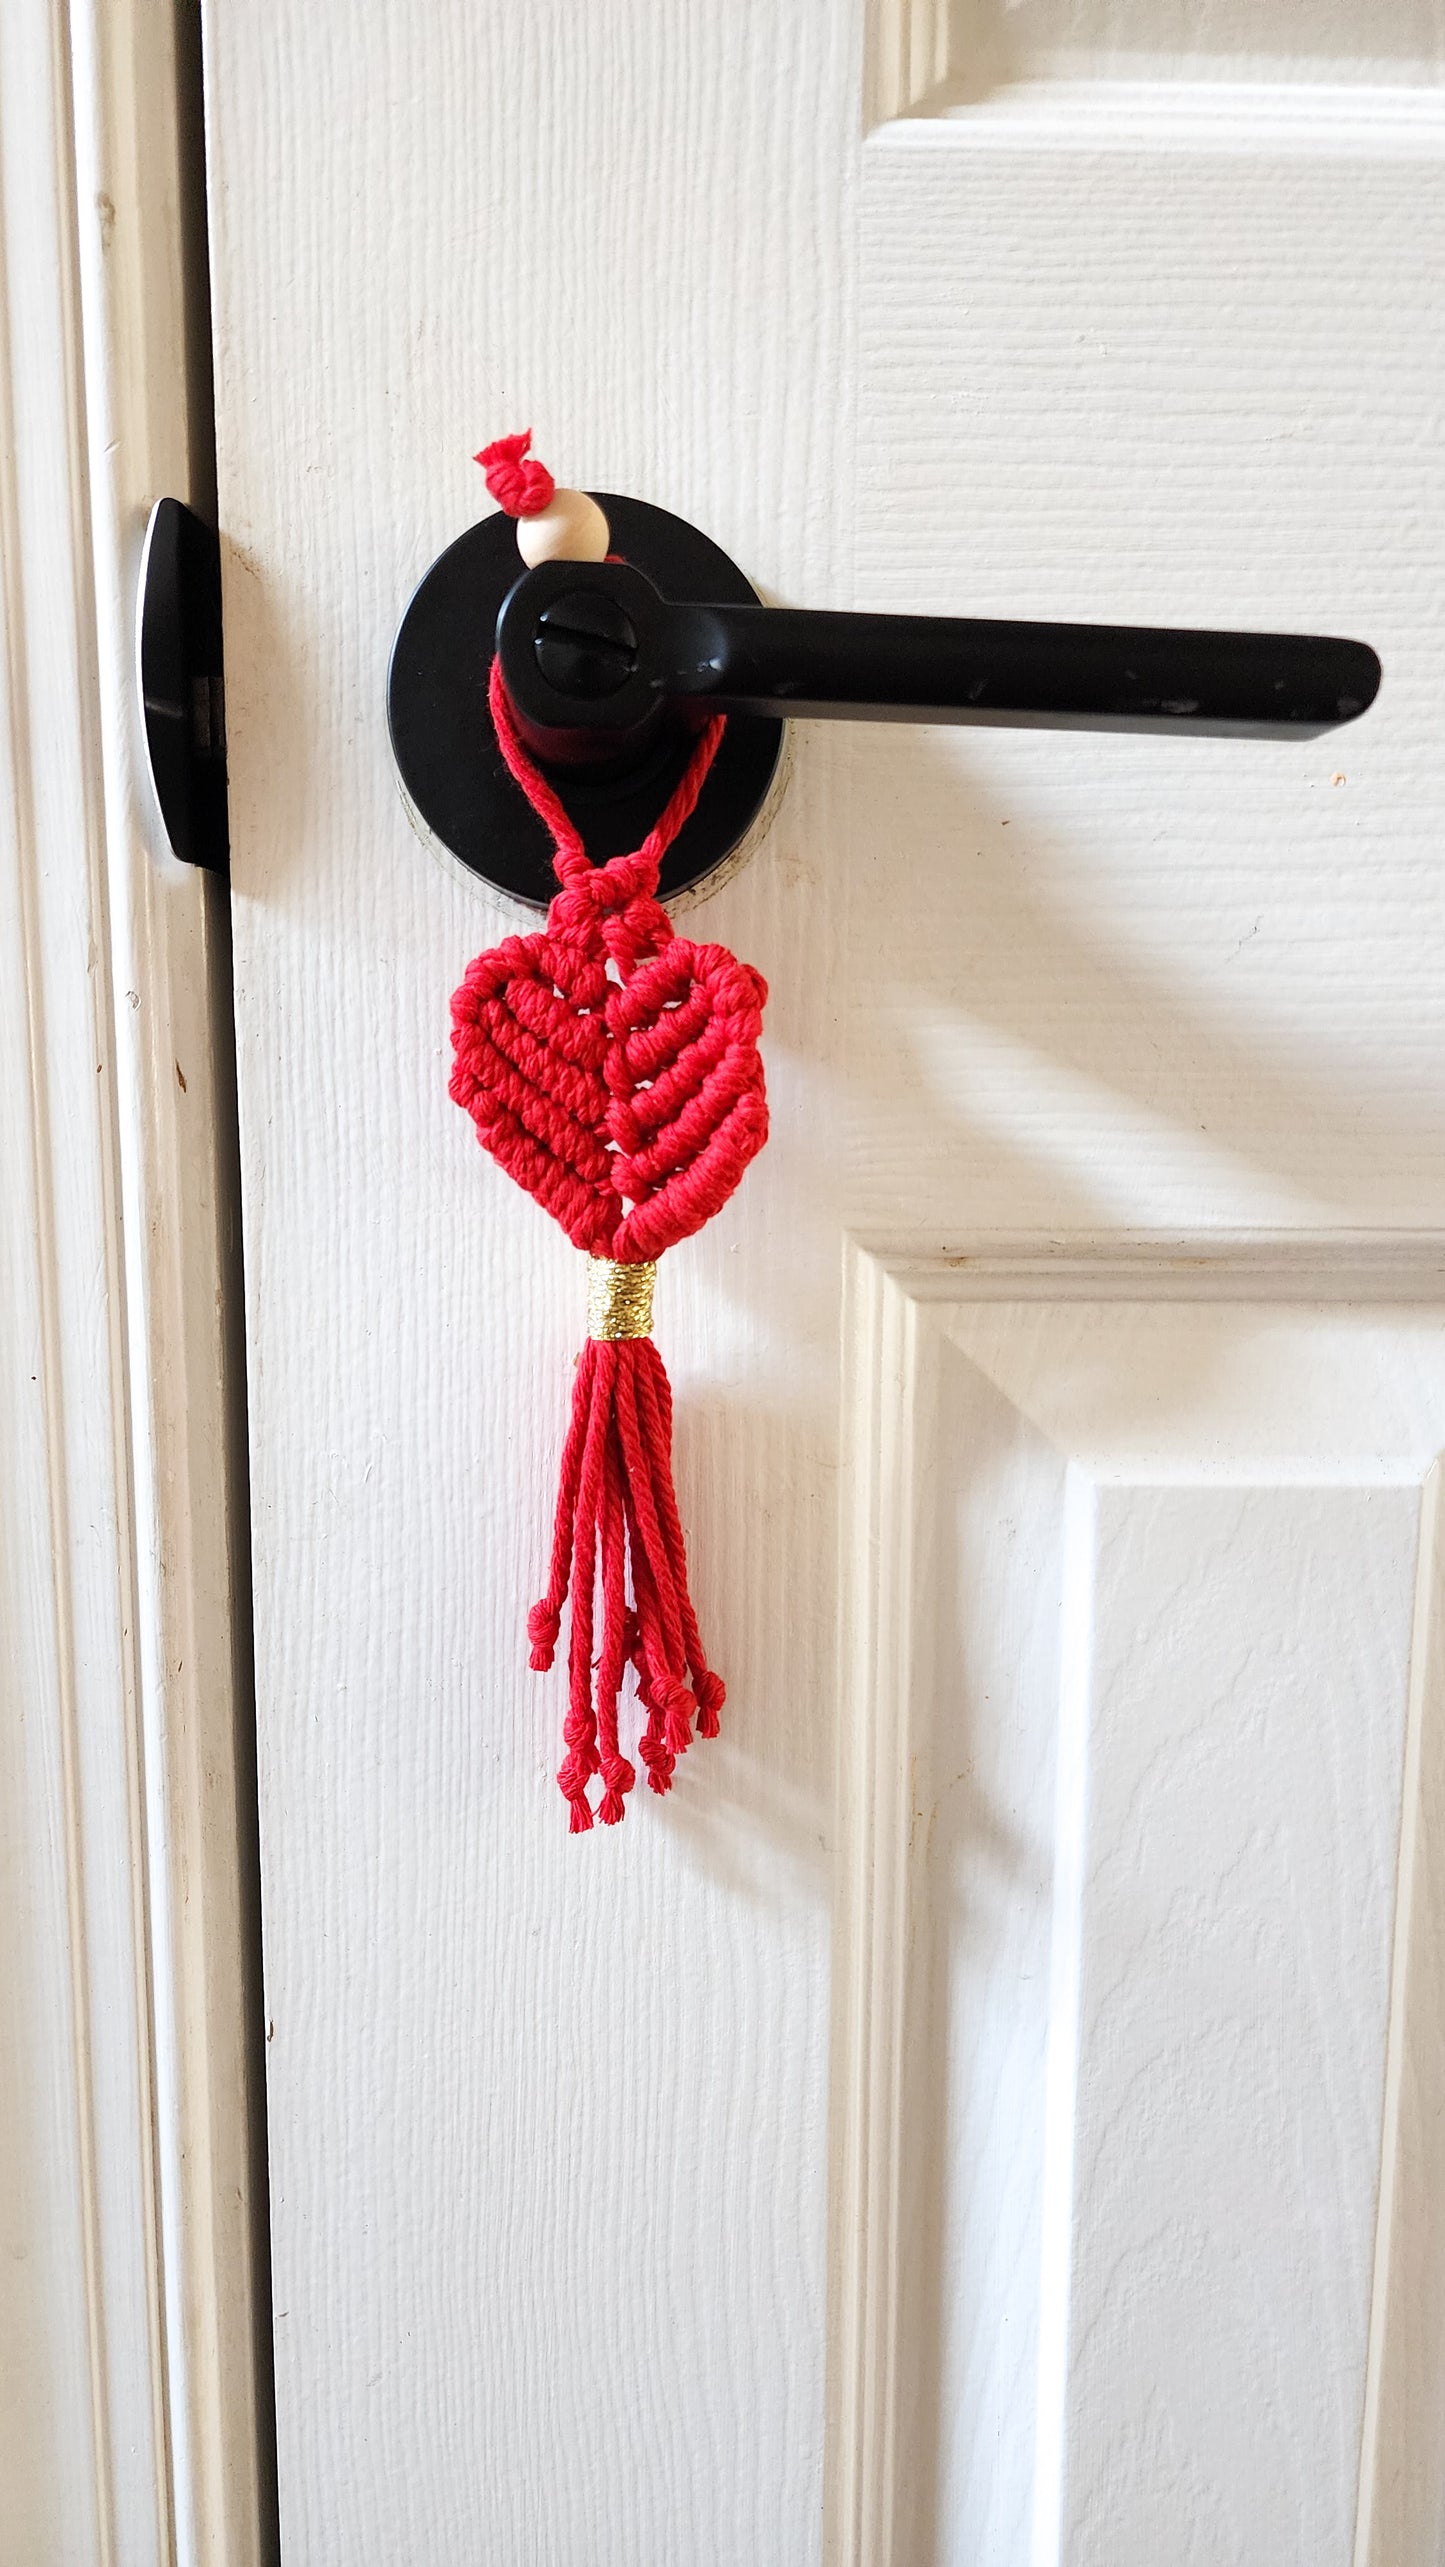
[637,1728,671,1784]
[695,1670,725,1739]
[476,430,555,518]
[657,1677,694,1757]
[527,1600,561,1670]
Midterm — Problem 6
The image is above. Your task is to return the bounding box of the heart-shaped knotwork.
[450,926,768,1260]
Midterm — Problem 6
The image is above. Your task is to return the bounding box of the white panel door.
[202,5,1445,2561]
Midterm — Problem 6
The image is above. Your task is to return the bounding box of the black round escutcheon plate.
[387,494,784,907]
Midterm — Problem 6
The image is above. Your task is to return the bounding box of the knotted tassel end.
[528,1600,561,1670]
[527,1288,721,1833]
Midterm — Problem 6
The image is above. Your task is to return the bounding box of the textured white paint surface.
[1065,1478,1407,2563]
[203,5,1445,2561]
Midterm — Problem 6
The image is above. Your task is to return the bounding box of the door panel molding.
[868,0,1445,131]
[830,1236,1445,2567]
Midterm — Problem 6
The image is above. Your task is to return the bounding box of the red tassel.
[527,1333,723,1830]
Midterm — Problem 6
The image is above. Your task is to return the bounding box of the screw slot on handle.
[534,590,640,698]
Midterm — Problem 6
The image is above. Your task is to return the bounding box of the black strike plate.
[137,497,229,874]
[388,496,784,908]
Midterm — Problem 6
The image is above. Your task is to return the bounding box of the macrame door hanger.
[450,435,768,1829]
[429,429,1379,1835]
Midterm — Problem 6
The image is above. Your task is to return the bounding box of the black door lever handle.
[495,556,1381,771]
[387,489,1382,908]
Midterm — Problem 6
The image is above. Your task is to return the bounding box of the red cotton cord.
[449,437,770,1831]
[475,429,555,517]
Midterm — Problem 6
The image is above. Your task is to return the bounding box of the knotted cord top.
[475,429,556,517]
[486,656,725,974]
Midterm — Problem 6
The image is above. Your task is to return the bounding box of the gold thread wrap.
[586,1257,658,1341]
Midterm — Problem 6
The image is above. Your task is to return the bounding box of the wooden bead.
[516,487,611,566]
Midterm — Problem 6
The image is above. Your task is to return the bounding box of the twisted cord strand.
[632,1340,725,1735]
[486,653,725,943]
[594,1438,635,1825]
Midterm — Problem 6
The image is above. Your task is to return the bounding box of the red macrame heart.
[449,926,768,1261]
[449,458,771,1834]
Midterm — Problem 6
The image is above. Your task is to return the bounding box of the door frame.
[0,1,269,2557]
